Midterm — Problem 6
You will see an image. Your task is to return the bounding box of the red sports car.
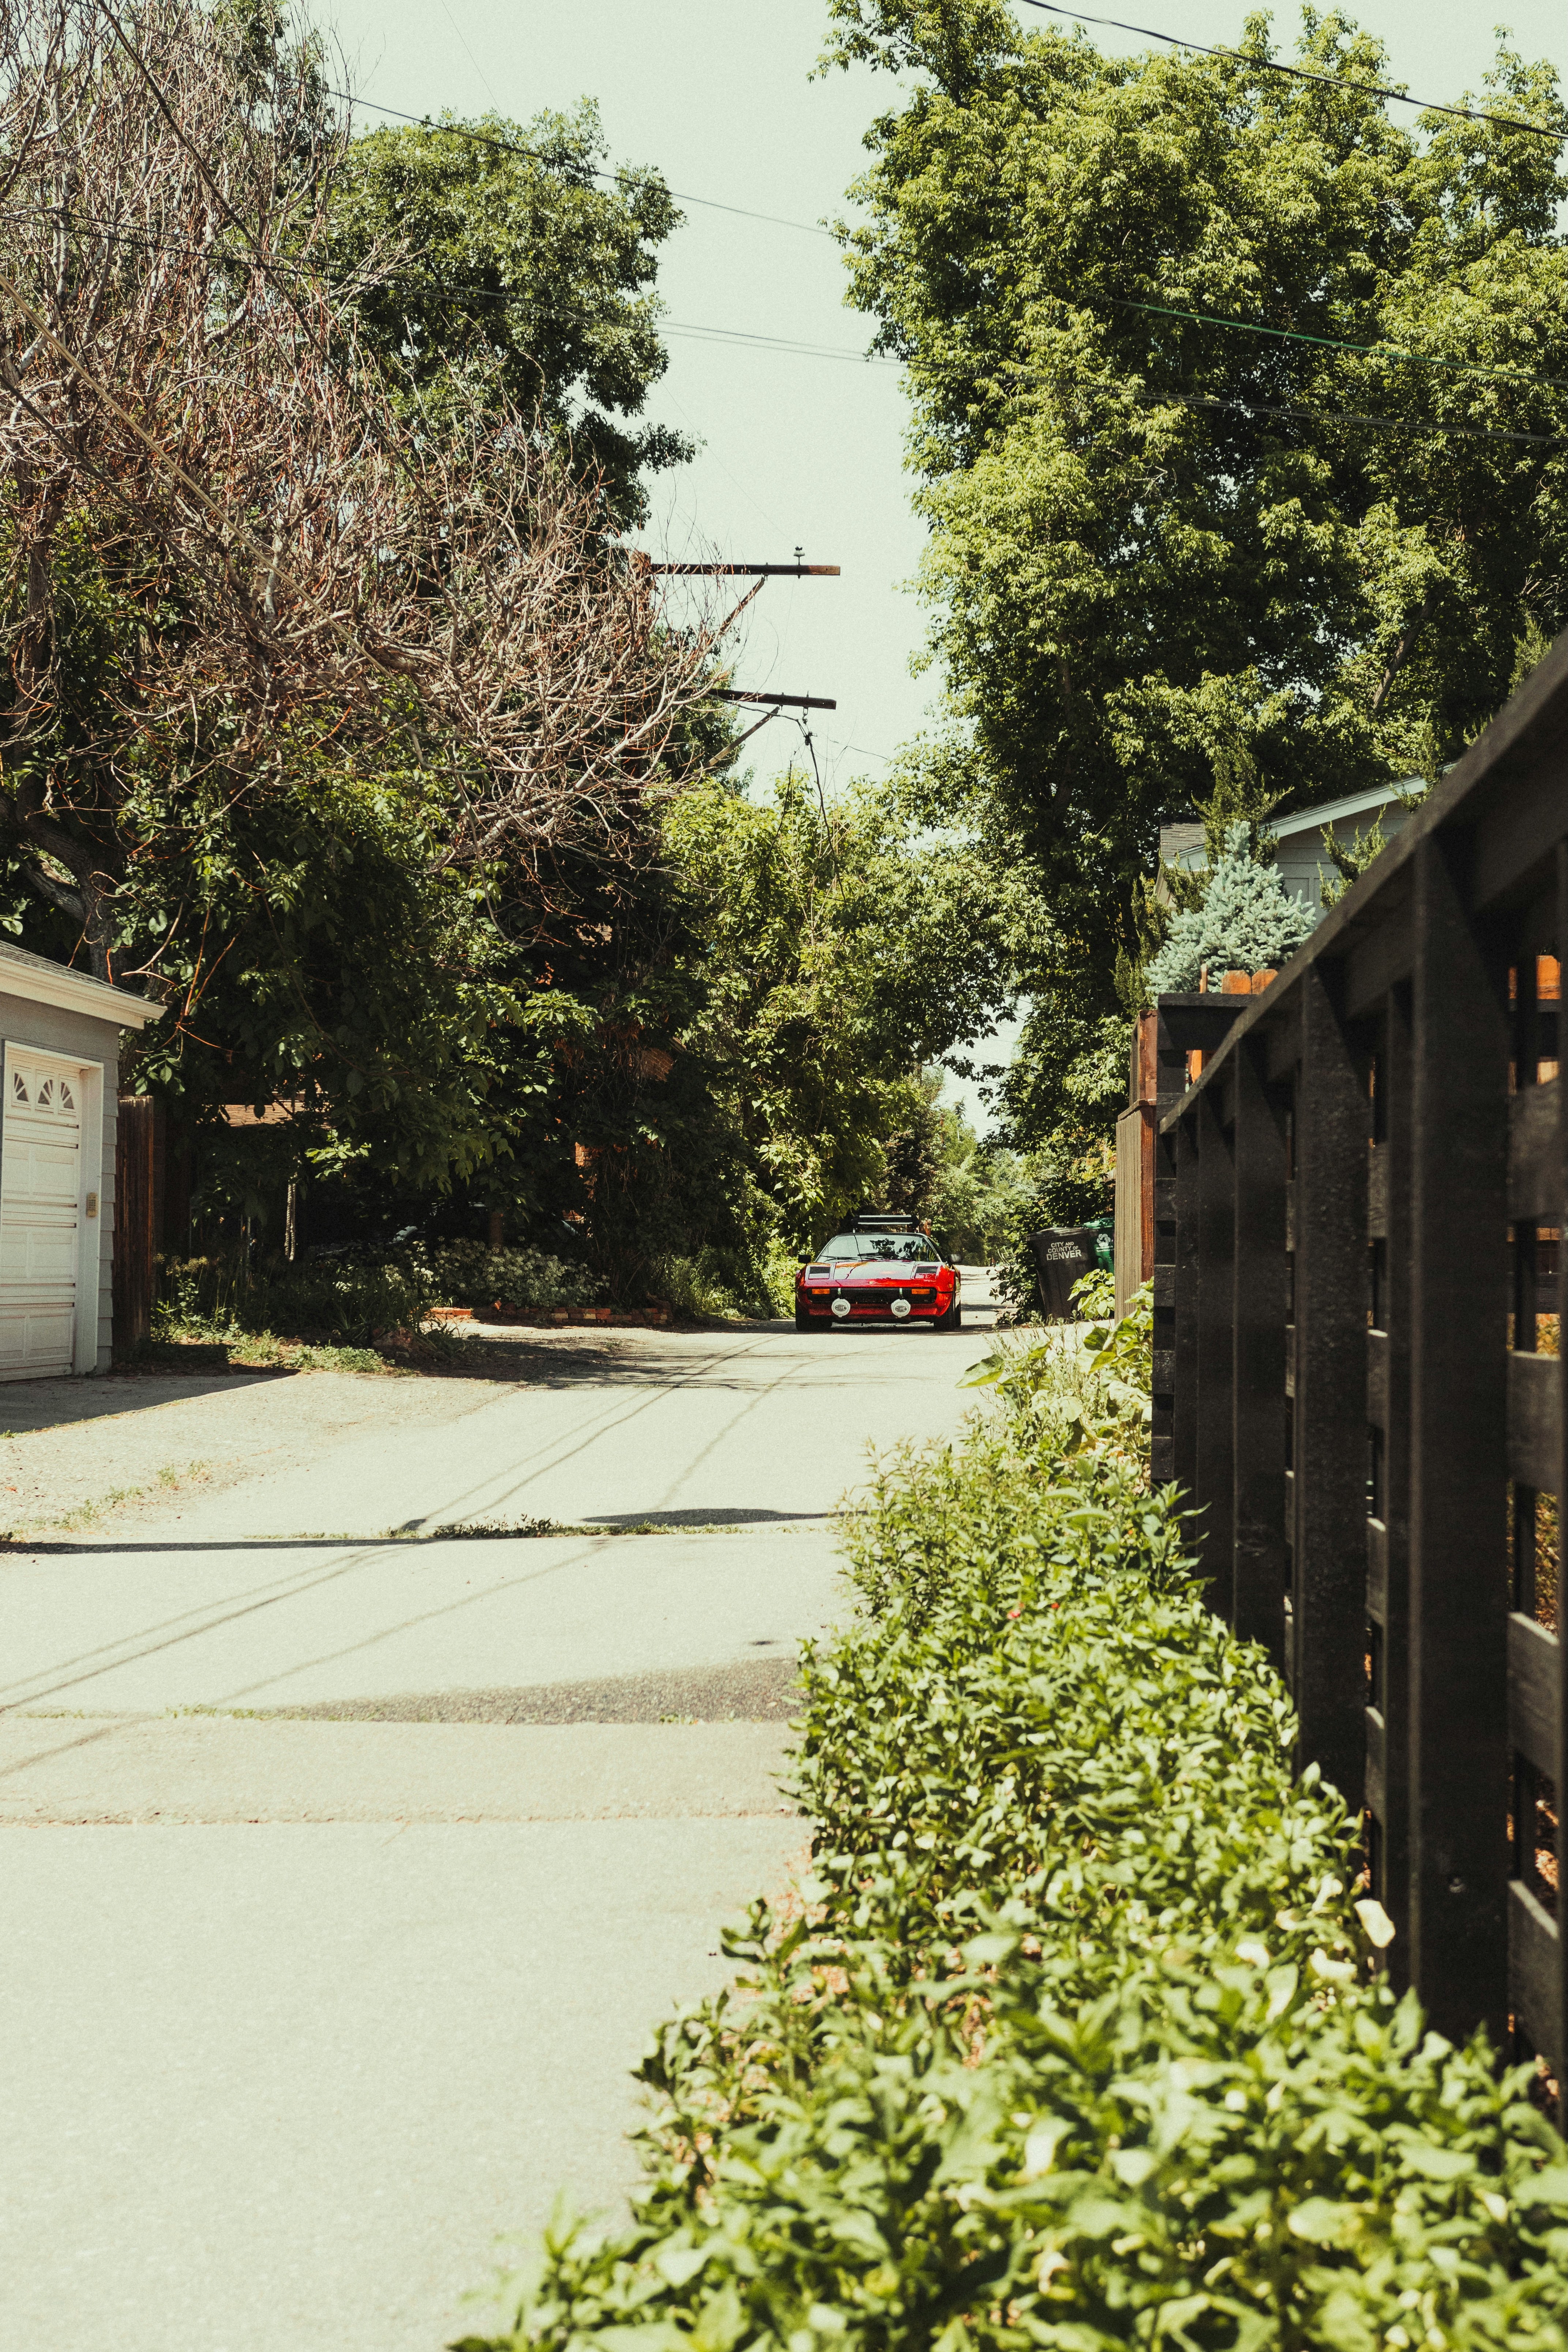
[794,1216,963,1332]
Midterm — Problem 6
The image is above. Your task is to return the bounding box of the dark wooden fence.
[1156,633,1567,2083]
[113,1094,157,1347]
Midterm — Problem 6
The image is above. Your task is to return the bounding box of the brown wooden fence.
[113,1094,157,1347]
[1157,633,1567,2090]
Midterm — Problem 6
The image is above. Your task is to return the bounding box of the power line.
[816,732,894,764]
[7,198,1557,402]
[662,320,892,367]
[1005,365,1564,448]
[1013,1,1567,143]
[1160,387,1561,450]
[1095,292,1568,401]
[328,92,837,238]
[0,198,893,371]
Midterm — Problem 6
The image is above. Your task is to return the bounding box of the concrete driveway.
[0,1315,993,2352]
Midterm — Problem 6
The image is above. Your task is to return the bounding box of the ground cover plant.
[153,1251,437,1347]
[425,1243,602,1315]
[463,1286,1568,2351]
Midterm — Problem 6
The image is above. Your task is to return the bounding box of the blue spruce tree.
[1146,824,1319,996]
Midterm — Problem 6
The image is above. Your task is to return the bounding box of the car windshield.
[815,1232,937,1263]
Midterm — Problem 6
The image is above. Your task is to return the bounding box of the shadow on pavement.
[258,1657,804,1723]
[2,1513,836,1555]
[0,1368,298,1437]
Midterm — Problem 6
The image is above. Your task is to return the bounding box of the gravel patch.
[0,1370,516,1537]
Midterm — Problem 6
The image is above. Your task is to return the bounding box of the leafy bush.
[962,1277,1153,1470]
[426,1240,600,1314]
[461,1289,1568,2352]
[652,1246,775,1322]
[155,1251,437,1343]
[1069,1263,1116,1320]
[763,1237,803,1318]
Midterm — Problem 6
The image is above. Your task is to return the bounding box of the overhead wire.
[1096,292,1568,402]
[326,90,838,238]
[1156,387,1560,450]
[1012,0,1567,143]
[0,201,1554,444]
[0,196,893,369]
[0,119,1557,474]
[13,196,1557,398]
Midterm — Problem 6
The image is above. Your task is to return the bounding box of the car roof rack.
[847,1210,921,1232]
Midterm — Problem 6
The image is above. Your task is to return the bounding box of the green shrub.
[427,1240,600,1314]
[155,1251,436,1343]
[652,1244,789,1322]
[763,1237,803,1318]
[959,1278,1153,1470]
[1147,821,1319,994]
[460,1301,1568,2352]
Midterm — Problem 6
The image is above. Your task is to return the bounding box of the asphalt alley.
[0,1313,993,2352]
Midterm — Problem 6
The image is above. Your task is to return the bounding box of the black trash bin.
[1027,1225,1097,1321]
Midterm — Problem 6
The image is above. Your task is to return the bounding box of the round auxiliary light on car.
[890,1297,911,1319]
[831,1296,851,1318]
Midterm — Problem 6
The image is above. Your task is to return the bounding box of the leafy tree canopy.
[0,0,722,1243]
[825,0,1568,1029]
[326,103,690,520]
[665,769,1020,1245]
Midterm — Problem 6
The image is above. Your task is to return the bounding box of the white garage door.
[0,1054,84,1378]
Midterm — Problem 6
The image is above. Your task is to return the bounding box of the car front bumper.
[796,1288,953,1323]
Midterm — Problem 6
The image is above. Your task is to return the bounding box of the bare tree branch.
[0,0,725,987]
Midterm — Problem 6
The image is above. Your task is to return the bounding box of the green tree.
[0,0,719,1254]
[925,1100,1033,1260]
[664,769,1018,1248]
[826,0,1568,1117]
[326,104,689,521]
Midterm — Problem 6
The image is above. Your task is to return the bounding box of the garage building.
[0,944,163,1379]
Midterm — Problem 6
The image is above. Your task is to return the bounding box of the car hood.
[809,1258,947,1285]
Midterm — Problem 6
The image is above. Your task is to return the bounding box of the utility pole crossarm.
[714,689,837,710]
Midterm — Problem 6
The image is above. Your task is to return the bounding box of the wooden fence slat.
[1230,1037,1287,1668]
[1172,1112,1200,1500]
[1554,842,1568,2100]
[1290,963,1369,1810]
[1194,1085,1236,1611]
[1373,981,1415,1975]
[113,1095,157,1349]
[1408,830,1510,2046]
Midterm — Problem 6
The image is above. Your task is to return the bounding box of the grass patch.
[131,1327,420,1376]
[0,1460,213,1541]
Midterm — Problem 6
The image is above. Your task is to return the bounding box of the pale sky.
[315,0,1568,1129]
